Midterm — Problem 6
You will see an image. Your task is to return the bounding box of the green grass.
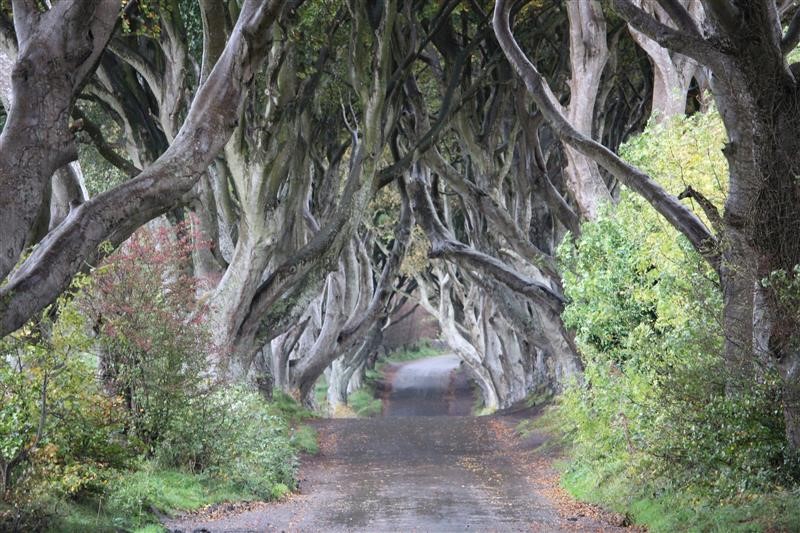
[267,392,319,454]
[290,425,319,455]
[267,391,316,422]
[348,389,383,417]
[517,406,800,533]
[379,340,443,365]
[561,461,800,532]
[47,467,257,532]
[106,467,256,527]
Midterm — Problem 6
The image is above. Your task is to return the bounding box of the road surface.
[166,355,627,532]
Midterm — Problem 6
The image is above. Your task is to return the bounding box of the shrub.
[0,302,130,505]
[155,386,297,497]
[78,223,215,456]
[556,110,797,498]
[2,222,302,530]
[80,227,298,497]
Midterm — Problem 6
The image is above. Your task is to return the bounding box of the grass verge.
[47,467,258,532]
[41,392,318,532]
[348,388,383,417]
[516,405,800,533]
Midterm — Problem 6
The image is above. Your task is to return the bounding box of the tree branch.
[701,0,741,34]
[72,107,141,177]
[654,0,704,36]
[677,185,723,235]
[337,179,414,345]
[0,0,286,336]
[406,164,566,312]
[493,0,719,272]
[11,0,38,47]
[613,0,723,69]
[782,7,800,54]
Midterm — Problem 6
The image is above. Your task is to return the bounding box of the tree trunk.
[563,0,613,219]
[626,0,701,120]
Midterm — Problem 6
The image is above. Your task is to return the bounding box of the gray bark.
[0,0,286,336]
[563,0,613,219]
[0,0,120,279]
[627,0,702,120]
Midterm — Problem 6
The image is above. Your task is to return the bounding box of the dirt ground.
[165,355,631,532]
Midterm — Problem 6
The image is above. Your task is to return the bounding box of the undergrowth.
[534,110,800,532]
[2,223,318,532]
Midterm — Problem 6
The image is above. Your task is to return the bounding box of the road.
[166,355,627,532]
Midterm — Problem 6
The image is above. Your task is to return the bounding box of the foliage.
[76,101,128,196]
[41,385,300,531]
[556,109,798,519]
[2,223,304,530]
[367,186,430,276]
[379,340,443,365]
[154,386,297,494]
[0,302,129,506]
[79,226,298,505]
[78,222,215,456]
[560,459,800,533]
[618,105,727,212]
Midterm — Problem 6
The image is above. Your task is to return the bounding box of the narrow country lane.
[166,356,628,532]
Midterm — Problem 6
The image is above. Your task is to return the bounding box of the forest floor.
[165,355,633,532]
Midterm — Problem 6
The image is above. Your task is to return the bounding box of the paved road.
[166,355,626,532]
[382,354,472,417]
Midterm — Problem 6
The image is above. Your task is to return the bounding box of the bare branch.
[702,0,741,34]
[11,0,38,47]
[199,0,230,84]
[677,185,723,235]
[406,164,566,312]
[655,0,704,35]
[493,0,719,271]
[0,0,287,336]
[72,107,141,177]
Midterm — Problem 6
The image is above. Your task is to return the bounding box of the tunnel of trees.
[2,0,800,530]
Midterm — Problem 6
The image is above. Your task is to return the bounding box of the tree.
[0,0,285,336]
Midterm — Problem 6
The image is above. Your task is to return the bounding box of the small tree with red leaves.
[79,221,217,456]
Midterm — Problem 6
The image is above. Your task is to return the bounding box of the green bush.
[79,227,214,456]
[556,110,798,508]
[155,386,297,497]
[2,226,303,530]
[0,303,130,505]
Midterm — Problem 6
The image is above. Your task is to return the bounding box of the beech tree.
[0,0,285,336]
[389,0,655,406]
[0,0,754,419]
